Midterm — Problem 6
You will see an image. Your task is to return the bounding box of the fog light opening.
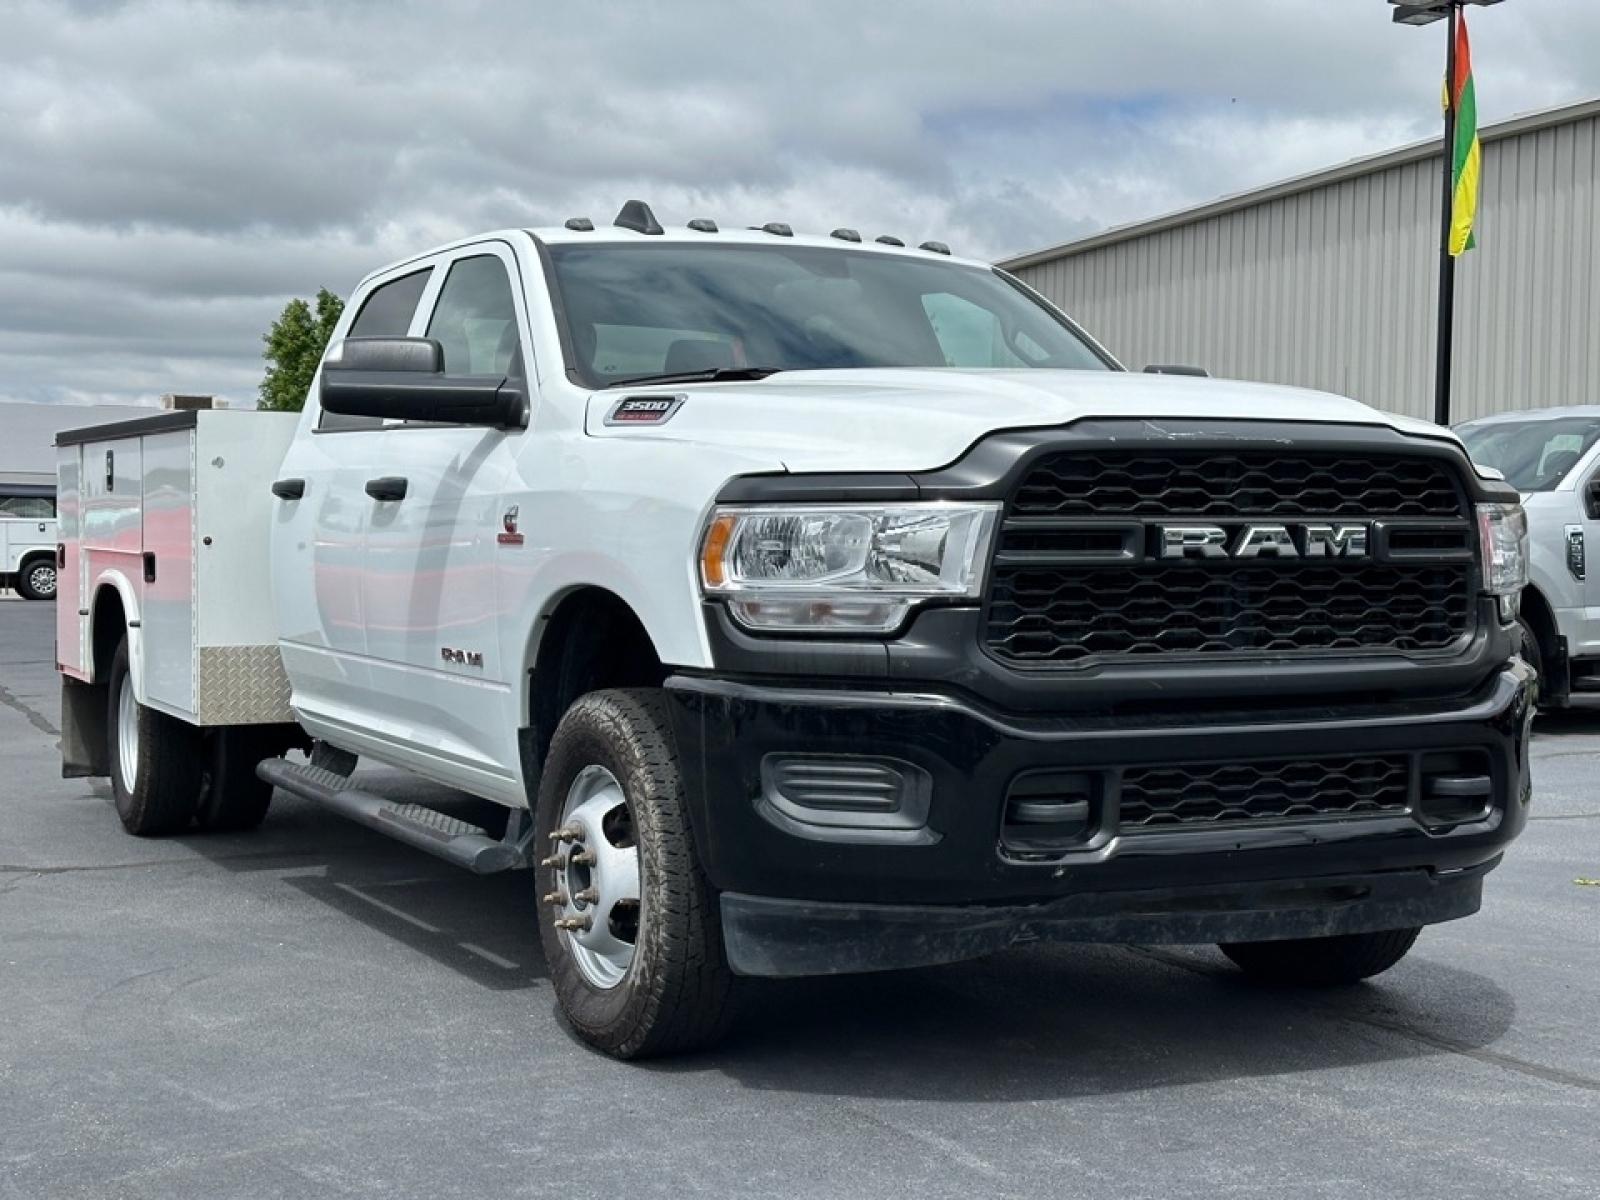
[1418,750,1495,828]
[1002,770,1106,857]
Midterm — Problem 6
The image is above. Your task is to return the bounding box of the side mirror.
[1143,364,1209,377]
[319,336,526,428]
[1584,478,1600,521]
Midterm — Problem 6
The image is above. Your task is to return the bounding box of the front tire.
[1219,927,1421,986]
[534,689,734,1059]
[16,557,55,601]
[106,637,203,836]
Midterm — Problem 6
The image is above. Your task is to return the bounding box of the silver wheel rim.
[550,764,641,989]
[28,564,55,597]
[116,670,139,792]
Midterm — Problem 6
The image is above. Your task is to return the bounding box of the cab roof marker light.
[831,229,862,243]
[875,235,905,247]
[614,200,665,236]
[761,222,794,237]
[919,241,951,255]
[688,219,719,233]
[564,217,595,232]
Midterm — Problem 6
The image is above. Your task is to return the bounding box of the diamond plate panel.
[197,645,293,725]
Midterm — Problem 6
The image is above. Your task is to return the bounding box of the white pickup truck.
[1457,406,1600,705]
[57,202,1535,1059]
[1,487,57,600]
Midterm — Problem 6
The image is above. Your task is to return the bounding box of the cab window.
[348,269,432,338]
[426,256,522,376]
[320,268,434,431]
[0,495,55,519]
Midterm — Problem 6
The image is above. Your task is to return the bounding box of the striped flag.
[1446,13,1481,255]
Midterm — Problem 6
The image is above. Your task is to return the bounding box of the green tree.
[259,287,345,411]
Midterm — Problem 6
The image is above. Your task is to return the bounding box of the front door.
[360,245,530,802]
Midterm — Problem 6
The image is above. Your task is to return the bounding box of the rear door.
[271,265,433,728]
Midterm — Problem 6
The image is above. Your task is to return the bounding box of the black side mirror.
[1143,364,1209,377]
[320,336,526,428]
[1583,478,1600,521]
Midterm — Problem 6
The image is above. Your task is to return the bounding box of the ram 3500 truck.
[57,202,1534,1059]
[1457,406,1600,706]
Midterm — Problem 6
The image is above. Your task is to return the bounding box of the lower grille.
[1119,755,1411,830]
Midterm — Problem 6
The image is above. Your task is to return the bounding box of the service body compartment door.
[140,429,197,716]
[55,447,85,677]
[80,438,144,694]
[192,413,298,724]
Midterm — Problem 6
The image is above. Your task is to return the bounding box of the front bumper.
[664,661,1535,977]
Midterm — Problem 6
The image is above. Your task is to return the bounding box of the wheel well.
[529,588,666,772]
[18,550,52,567]
[1520,586,1558,661]
[91,587,128,681]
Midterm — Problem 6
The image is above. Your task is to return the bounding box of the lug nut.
[573,887,600,905]
[554,916,592,932]
[548,826,582,844]
[541,891,568,907]
[539,854,564,869]
[570,850,597,867]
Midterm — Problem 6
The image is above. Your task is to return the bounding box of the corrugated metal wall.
[1008,105,1599,424]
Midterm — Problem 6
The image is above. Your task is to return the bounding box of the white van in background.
[1,487,57,600]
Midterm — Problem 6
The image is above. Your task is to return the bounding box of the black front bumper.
[664,661,1535,977]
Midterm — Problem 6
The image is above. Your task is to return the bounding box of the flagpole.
[1433,2,1460,427]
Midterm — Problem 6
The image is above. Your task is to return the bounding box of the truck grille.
[1010,451,1465,519]
[986,449,1475,665]
[1119,755,1411,829]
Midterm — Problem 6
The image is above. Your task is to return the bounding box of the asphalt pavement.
[1,596,1596,1198]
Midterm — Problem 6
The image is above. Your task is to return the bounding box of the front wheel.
[1219,927,1421,986]
[16,558,55,601]
[106,637,203,836]
[534,689,734,1060]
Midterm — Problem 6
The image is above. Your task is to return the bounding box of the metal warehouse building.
[999,98,1600,425]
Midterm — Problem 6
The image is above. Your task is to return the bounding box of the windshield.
[544,241,1116,388]
[1456,416,1600,492]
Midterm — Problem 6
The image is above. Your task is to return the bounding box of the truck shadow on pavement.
[175,787,1518,1100]
[175,791,549,993]
[691,944,1518,1101]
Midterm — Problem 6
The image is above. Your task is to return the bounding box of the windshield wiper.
[605,366,783,389]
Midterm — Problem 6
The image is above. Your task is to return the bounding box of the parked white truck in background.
[1457,407,1600,706]
[58,202,1535,1059]
[1,486,57,600]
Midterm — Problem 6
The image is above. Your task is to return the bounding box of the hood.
[584,369,1460,474]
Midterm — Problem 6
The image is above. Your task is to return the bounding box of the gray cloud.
[0,0,1594,407]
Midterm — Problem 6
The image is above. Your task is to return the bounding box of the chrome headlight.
[1476,502,1528,595]
[699,503,1001,632]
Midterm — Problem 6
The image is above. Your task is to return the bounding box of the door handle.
[271,478,306,500]
[365,477,409,502]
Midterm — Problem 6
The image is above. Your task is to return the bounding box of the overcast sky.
[2,0,1596,409]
